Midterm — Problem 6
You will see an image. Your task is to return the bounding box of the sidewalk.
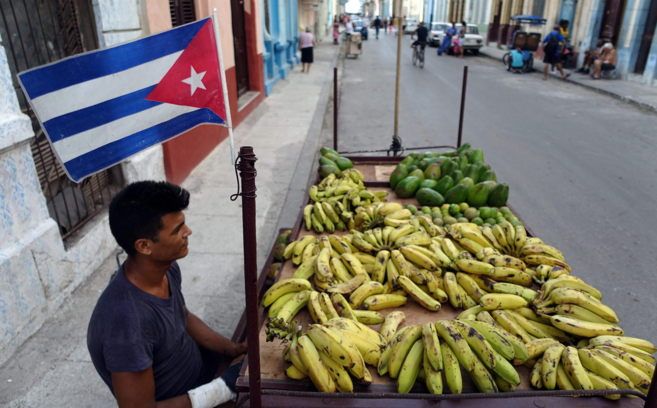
[0,43,339,407]
[480,44,657,114]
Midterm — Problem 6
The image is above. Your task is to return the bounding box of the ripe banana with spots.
[262,278,312,307]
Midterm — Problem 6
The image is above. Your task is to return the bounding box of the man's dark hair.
[109,181,190,256]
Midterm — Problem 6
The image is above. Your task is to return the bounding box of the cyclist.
[411,21,429,50]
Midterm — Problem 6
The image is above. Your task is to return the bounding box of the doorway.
[635,0,657,73]
[599,0,625,45]
[231,0,250,96]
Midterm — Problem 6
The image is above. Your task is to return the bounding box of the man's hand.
[228,341,248,358]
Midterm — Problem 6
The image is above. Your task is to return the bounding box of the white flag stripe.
[53,103,198,162]
[31,51,183,123]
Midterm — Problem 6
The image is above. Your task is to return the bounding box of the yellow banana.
[293,255,317,280]
[530,358,543,389]
[465,320,517,361]
[306,324,354,367]
[351,233,376,253]
[353,251,377,265]
[296,334,336,392]
[288,337,308,375]
[452,320,496,370]
[326,273,368,294]
[429,242,454,268]
[483,254,526,270]
[523,254,571,272]
[387,208,413,220]
[515,307,552,324]
[319,292,340,320]
[397,339,424,393]
[314,248,333,282]
[349,281,385,308]
[491,351,520,386]
[328,235,351,255]
[362,293,407,310]
[455,258,495,275]
[525,338,560,360]
[490,267,533,286]
[322,201,341,224]
[395,231,433,247]
[400,246,439,271]
[386,258,401,286]
[292,235,317,265]
[594,345,655,377]
[500,221,516,252]
[330,293,358,320]
[379,202,404,216]
[283,240,297,260]
[380,311,406,342]
[587,371,622,400]
[371,250,389,283]
[340,252,368,276]
[481,226,504,252]
[397,275,441,311]
[391,250,426,284]
[388,224,415,244]
[318,350,354,392]
[520,243,566,261]
[434,320,477,372]
[303,204,314,230]
[422,323,443,371]
[480,293,528,310]
[425,271,449,303]
[353,309,385,325]
[556,361,575,390]
[440,337,463,394]
[492,282,537,302]
[457,305,484,321]
[592,349,651,392]
[590,335,657,355]
[577,348,633,390]
[456,272,488,302]
[468,350,499,393]
[262,278,312,307]
[307,291,328,324]
[439,237,462,261]
[539,275,602,301]
[423,352,443,394]
[443,271,463,309]
[555,304,615,325]
[588,339,656,364]
[388,326,423,379]
[491,310,534,343]
[286,364,307,380]
[276,290,311,324]
[544,289,618,323]
[508,311,570,342]
[330,257,353,283]
[541,343,565,390]
[268,292,296,319]
[513,225,527,254]
[491,225,509,251]
[561,346,594,390]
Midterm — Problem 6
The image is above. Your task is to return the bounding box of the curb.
[479,49,657,115]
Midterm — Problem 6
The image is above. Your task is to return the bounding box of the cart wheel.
[502,52,511,71]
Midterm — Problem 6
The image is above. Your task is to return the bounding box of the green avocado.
[488,183,509,207]
[322,151,341,162]
[395,176,422,198]
[400,156,415,166]
[416,188,445,207]
[444,184,469,204]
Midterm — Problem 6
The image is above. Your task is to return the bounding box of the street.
[338,31,657,342]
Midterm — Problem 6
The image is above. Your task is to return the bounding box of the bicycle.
[412,43,425,68]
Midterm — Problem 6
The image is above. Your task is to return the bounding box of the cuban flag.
[18,17,226,182]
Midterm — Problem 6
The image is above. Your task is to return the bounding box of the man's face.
[148,211,192,262]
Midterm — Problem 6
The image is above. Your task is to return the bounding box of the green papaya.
[319,164,341,178]
[479,169,497,182]
[322,151,341,162]
[320,146,339,156]
[319,156,337,167]
[458,155,469,171]
[409,168,425,182]
[456,143,472,155]
[466,163,482,183]
[458,177,475,190]
[395,176,422,198]
[444,184,469,204]
[467,148,485,164]
[389,165,409,189]
[407,164,418,173]
[440,159,457,177]
[418,158,435,171]
[451,169,464,183]
[434,175,454,195]
[487,183,509,207]
[467,181,497,207]
[416,188,445,207]
[335,156,353,170]
[400,156,415,166]
[424,163,441,180]
[420,179,439,190]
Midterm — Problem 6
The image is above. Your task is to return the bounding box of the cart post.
[457,65,468,148]
[333,67,338,151]
[235,146,262,408]
[644,367,657,407]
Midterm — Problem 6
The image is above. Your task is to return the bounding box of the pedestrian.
[299,27,316,73]
[438,22,457,56]
[383,18,388,34]
[541,25,570,80]
[402,15,407,36]
[87,181,247,407]
[591,42,617,79]
[332,17,340,45]
[373,15,382,39]
[456,20,468,58]
[345,17,354,35]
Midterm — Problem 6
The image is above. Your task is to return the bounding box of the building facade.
[0,0,265,364]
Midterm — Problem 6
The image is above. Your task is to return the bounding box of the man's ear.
[134,238,153,256]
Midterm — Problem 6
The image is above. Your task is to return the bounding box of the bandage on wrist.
[187,377,235,408]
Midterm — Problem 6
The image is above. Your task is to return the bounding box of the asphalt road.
[338,32,657,342]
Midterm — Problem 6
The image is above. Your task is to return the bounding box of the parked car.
[428,22,449,46]
[436,23,484,54]
[404,18,418,34]
[353,19,369,40]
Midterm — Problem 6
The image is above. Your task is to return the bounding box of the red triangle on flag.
[147,19,226,122]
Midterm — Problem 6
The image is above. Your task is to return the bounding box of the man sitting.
[509,46,525,73]
[577,39,605,74]
[592,42,617,79]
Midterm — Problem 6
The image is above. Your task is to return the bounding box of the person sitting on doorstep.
[578,39,605,74]
[592,42,617,79]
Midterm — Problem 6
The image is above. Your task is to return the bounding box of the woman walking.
[299,27,316,73]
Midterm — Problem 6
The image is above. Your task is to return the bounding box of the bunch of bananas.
[282,318,385,392]
[304,169,388,233]
[532,275,623,338]
[351,202,412,230]
[378,319,523,394]
[529,335,656,398]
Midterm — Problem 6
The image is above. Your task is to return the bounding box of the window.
[169,0,197,27]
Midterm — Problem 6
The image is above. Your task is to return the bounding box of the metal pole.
[236,146,261,408]
[333,67,338,151]
[457,65,468,148]
[390,3,404,155]
[645,367,657,407]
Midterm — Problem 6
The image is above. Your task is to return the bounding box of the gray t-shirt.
[87,262,203,401]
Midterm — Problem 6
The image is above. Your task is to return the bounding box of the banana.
[341,253,368,276]
[353,251,377,265]
[283,240,297,260]
[313,202,328,226]
[386,258,401,286]
[384,217,410,228]
[491,225,509,251]
[441,337,463,394]
[469,353,499,393]
[351,234,376,253]
[371,250,389,283]
[456,273,488,302]
[562,346,594,390]
[587,371,622,400]
[391,250,426,285]
[315,248,334,282]
[434,320,477,372]
[525,338,560,360]
[455,258,495,275]
[307,291,328,324]
[379,311,406,342]
[541,343,565,390]
[437,271,459,308]
[288,337,309,375]
[379,326,411,375]
[268,292,297,318]
[515,307,552,325]
[548,265,570,280]
[397,275,442,311]
[379,202,404,216]
[382,226,394,246]
[556,361,575,390]
[538,275,602,301]
[465,320,517,361]
[589,339,656,364]
[456,238,486,255]
[303,204,314,230]
[328,235,351,255]
[327,273,368,294]
[330,257,353,283]
[418,215,442,237]
[353,310,385,325]
[309,185,319,201]
[590,336,657,354]
[480,293,528,310]
[530,358,543,388]
[425,272,449,303]
[509,311,570,342]
[520,243,566,261]
[320,292,340,320]
[327,318,384,353]
[349,281,385,308]
[422,323,443,371]
[286,364,307,380]
[491,351,521,386]
[490,267,533,286]
[592,349,651,392]
[501,221,516,252]
[481,226,504,252]
[396,231,433,248]
[451,224,492,248]
[388,224,415,245]
[545,288,618,323]
[296,334,336,392]
[491,282,537,302]
[388,326,423,379]
[306,324,354,367]
[523,254,571,272]
[293,255,317,280]
[549,315,624,337]
[292,235,317,265]
[439,237,462,261]
[577,348,633,390]
[318,350,354,392]
[424,352,444,394]
[397,339,424,393]
[452,320,497,370]
[322,201,341,224]
[554,304,616,325]
[513,225,527,254]
[457,305,484,321]
[594,345,655,377]
[276,290,311,323]
[362,293,407,310]
[483,254,527,270]
[330,293,358,320]
[387,208,413,220]
[262,278,312,307]
[491,310,534,343]
[400,246,439,271]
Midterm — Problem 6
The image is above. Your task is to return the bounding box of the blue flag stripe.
[43,86,159,142]
[63,108,224,181]
[19,19,207,99]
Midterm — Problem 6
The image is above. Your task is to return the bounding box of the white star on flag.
[182,66,207,96]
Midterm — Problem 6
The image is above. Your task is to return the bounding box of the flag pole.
[212,9,236,163]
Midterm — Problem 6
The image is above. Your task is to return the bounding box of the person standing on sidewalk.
[438,22,457,56]
[332,17,340,45]
[299,27,316,73]
[87,181,247,408]
[541,25,570,80]
[373,16,382,39]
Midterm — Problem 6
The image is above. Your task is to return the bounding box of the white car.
[428,22,449,46]
[436,23,484,54]
[404,18,418,34]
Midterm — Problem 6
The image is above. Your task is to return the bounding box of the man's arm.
[185,308,247,358]
[112,369,191,408]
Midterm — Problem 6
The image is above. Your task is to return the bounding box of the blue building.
[262,0,300,94]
